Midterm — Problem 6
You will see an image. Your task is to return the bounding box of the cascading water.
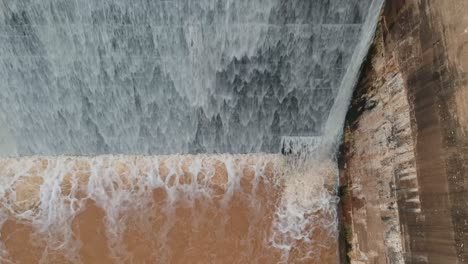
[1,0,376,155]
[0,0,383,263]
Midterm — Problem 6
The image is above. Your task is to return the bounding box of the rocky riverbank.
[339,1,468,263]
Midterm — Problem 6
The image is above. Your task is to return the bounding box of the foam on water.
[271,158,339,263]
[0,154,340,263]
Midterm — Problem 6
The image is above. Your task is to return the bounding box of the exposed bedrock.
[340,0,468,263]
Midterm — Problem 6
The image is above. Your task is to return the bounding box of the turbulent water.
[0,0,384,263]
[1,0,376,156]
[0,155,340,263]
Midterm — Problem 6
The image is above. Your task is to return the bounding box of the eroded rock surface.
[340,0,468,263]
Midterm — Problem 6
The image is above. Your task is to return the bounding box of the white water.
[322,0,385,155]
[0,155,340,263]
[0,0,384,263]
[0,0,376,155]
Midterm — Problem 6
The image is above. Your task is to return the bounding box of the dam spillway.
[0,0,379,156]
[0,0,385,263]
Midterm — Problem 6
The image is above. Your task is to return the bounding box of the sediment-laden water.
[0,155,338,263]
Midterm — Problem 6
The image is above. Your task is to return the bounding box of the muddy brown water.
[0,155,338,263]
